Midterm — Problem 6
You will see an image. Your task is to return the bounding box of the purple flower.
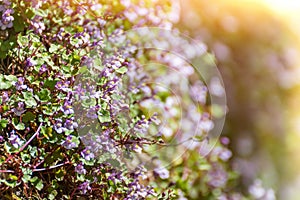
[154,167,169,179]
[81,56,94,68]
[55,81,70,92]
[78,181,91,194]
[75,163,86,174]
[219,149,232,161]
[61,101,74,115]
[0,0,11,8]
[28,0,45,9]
[62,135,77,149]
[31,20,45,34]
[64,118,78,130]
[132,143,143,154]
[81,148,95,161]
[0,8,14,30]
[8,132,23,148]
[190,81,207,104]
[207,165,228,188]
[86,106,99,119]
[39,64,48,74]
[0,136,4,143]
[25,58,36,68]
[220,137,230,145]
[15,77,27,90]
[1,91,9,103]
[54,119,66,134]
[74,84,88,100]
[13,102,26,116]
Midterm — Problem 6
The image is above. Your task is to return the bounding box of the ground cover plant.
[0,0,275,199]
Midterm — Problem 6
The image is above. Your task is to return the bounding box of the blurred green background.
[177,0,300,199]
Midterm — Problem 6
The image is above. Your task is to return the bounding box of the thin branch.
[32,161,70,172]
[18,122,43,152]
[4,122,43,164]
[0,169,15,173]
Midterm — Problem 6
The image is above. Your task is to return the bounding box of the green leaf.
[4,142,18,153]
[23,111,36,122]
[25,98,37,107]
[0,119,8,128]
[78,66,88,74]
[8,174,18,181]
[0,40,12,51]
[55,169,65,181]
[0,51,7,59]
[48,190,58,200]
[1,179,18,188]
[98,110,111,123]
[42,104,58,116]
[116,66,128,74]
[0,75,12,89]
[37,88,51,102]
[34,9,48,17]
[15,122,25,130]
[49,44,60,53]
[21,153,31,164]
[12,118,25,130]
[30,176,44,191]
[22,91,33,99]
[82,98,96,107]
[13,14,25,32]
[23,94,37,107]
[44,79,58,90]
[35,179,44,191]
[4,75,18,82]
[25,9,35,19]
[17,35,29,46]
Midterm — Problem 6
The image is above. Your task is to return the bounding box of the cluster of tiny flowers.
[249,180,276,200]
[8,130,23,149]
[0,0,13,30]
[0,0,275,199]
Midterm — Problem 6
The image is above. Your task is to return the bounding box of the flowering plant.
[0,0,275,199]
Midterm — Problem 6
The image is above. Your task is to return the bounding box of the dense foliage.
[0,0,275,199]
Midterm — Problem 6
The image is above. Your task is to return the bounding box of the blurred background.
[177,0,300,199]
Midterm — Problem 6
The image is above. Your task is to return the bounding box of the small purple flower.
[86,106,99,119]
[207,165,228,188]
[28,0,45,9]
[219,149,232,161]
[13,102,26,116]
[81,148,95,161]
[81,56,93,68]
[31,21,45,34]
[132,143,143,154]
[74,84,88,100]
[1,0,11,7]
[0,8,14,30]
[75,163,86,174]
[15,77,27,90]
[220,137,230,145]
[62,135,77,149]
[55,81,63,90]
[1,91,9,103]
[78,181,91,194]
[154,167,169,179]
[55,81,70,92]
[8,132,23,148]
[0,136,4,143]
[25,58,36,68]
[54,119,66,134]
[39,64,48,74]
[61,101,74,115]
[64,118,78,130]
